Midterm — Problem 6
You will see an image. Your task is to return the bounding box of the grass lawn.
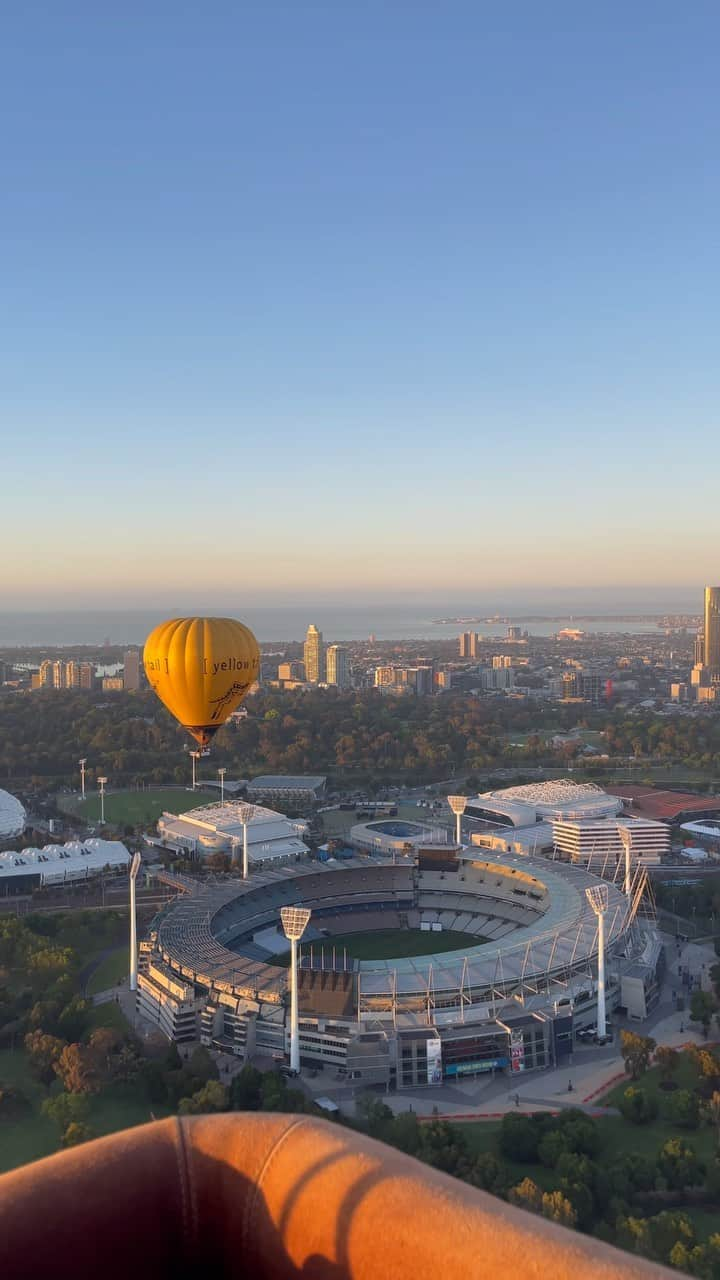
[84,1000,132,1034]
[86,947,128,995]
[450,1050,720,1207]
[61,786,216,827]
[683,1207,720,1242]
[270,927,486,966]
[601,1053,707,1109]
[0,1048,171,1174]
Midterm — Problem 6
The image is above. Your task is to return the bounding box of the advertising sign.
[427,1037,443,1084]
[510,1029,525,1073]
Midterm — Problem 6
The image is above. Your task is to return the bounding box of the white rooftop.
[157,801,309,862]
[0,838,130,883]
[0,789,26,840]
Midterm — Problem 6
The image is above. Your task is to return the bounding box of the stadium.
[138,835,662,1089]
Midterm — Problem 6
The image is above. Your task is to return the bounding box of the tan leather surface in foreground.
[0,1113,670,1278]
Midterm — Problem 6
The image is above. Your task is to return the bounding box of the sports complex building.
[138,833,663,1089]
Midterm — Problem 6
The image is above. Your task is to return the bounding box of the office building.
[123,649,141,691]
[304,624,325,684]
[326,645,350,689]
[481,667,515,691]
[278,661,305,682]
[552,816,668,871]
[434,669,452,691]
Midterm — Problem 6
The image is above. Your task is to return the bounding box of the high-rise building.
[705,588,720,672]
[326,645,350,689]
[52,660,65,689]
[374,666,397,687]
[694,633,705,666]
[303,624,325,683]
[123,649,141,691]
[79,662,95,690]
[459,632,478,659]
[406,665,434,695]
[39,660,54,688]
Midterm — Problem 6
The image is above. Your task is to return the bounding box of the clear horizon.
[4,5,720,604]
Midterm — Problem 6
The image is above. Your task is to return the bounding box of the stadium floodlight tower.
[447,795,468,846]
[129,852,141,993]
[585,883,609,1041]
[280,905,312,1073]
[238,803,254,879]
[79,758,87,801]
[97,776,108,826]
[190,750,201,791]
[218,767,227,806]
[618,826,633,899]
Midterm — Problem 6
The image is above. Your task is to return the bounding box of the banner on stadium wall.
[510,1029,525,1073]
[427,1037,443,1084]
[444,1057,509,1078]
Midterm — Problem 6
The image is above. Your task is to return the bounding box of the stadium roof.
[483,780,609,805]
[0,838,129,883]
[0,789,26,840]
[248,775,326,791]
[610,785,720,822]
[148,854,634,1004]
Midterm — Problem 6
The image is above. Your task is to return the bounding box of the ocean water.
[0,599,698,646]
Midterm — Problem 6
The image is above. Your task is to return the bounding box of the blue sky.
[2,2,720,607]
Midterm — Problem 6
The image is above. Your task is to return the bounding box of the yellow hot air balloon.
[143,617,260,748]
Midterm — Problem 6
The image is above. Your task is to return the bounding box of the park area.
[59,786,216,828]
[434,1040,720,1267]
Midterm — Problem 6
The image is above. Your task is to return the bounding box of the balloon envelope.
[143,617,260,747]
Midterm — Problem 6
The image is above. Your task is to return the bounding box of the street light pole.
[238,804,254,879]
[619,826,633,899]
[280,905,312,1072]
[98,776,108,826]
[586,884,609,1040]
[129,852,141,993]
[448,795,468,847]
[218,767,226,806]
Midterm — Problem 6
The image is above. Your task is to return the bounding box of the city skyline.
[3,5,720,605]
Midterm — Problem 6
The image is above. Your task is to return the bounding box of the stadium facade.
[465,780,668,875]
[155,801,309,866]
[137,846,662,1088]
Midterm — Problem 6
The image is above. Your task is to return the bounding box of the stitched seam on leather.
[174,1117,192,1255]
[180,1121,199,1244]
[242,1118,310,1252]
